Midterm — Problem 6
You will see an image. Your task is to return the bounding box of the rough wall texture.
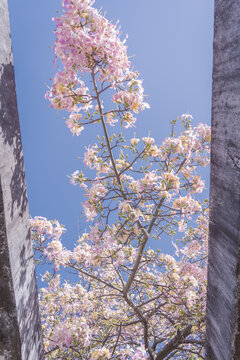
[0,0,43,359]
[206,1,240,359]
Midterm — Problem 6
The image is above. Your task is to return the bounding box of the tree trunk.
[206,1,240,359]
[0,1,43,358]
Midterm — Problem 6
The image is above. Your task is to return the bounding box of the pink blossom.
[83,145,99,169]
[88,182,107,202]
[70,170,79,185]
[82,201,97,222]
[173,195,202,219]
[66,113,84,136]
[162,171,180,192]
[106,112,118,126]
[30,216,65,242]
[142,136,155,145]
[190,175,205,193]
[122,111,136,128]
[130,137,140,146]
[142,171,159,189]
[132,345,147,360]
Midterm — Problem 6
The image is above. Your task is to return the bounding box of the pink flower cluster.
[47,0,150,138]
[45,240,71,270]
[66,113,83,136]
[46,70,90,112]
[53,0,130,82]
[112,85,149,114]
[30,216,65,243]
[173,195,201,219]
[38,0,211,357]
[83,145,99,169]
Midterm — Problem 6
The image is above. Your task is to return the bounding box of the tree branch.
[155,325,192,360]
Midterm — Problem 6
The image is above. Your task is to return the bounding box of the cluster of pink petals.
[195,122,211,143]
[40,278,92,351]
[112,87,149,114]
[106,112,118,126]
[46,70,90,112]
[51,318,90,349]
[180,211,209,259]
[45,240,71,270]
[82,201,97,221]
[142,136,155,146]
[162,171,180,192]
[30,216,65,242]
[83,145,99,169]
[66,113,84,135]
[70,170,80,186]
[38,0,211,356]
[181,263,207,295]
[190,175,205,193]
[128,178,144,194]
[122,111,136,128]
[88,182,107,202]
[47,0,151,139]
[142,171,159,189]
[54,0,131,82]
[159,122,210,164]
[90,347,111,360]
[131,346,147,360]
[72,242,95,267]
[173,195,201,219]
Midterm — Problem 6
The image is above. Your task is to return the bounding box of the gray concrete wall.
[0,0,43,359]
[206,1,240,359]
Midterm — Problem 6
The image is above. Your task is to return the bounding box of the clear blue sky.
[8,1,214,256]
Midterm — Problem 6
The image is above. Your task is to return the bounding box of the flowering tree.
[31,0,210,359]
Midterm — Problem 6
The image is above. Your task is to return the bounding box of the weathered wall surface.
[206,1,240,359]
[0,0,43,359]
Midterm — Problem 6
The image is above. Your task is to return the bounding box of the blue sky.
[8,0,214,257]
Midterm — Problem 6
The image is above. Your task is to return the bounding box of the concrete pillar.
[206,1,240,359]
[0,0,43,359]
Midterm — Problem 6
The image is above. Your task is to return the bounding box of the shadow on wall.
[0,60,43,359]
[0,62,28,219]
[0,178,22,359]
